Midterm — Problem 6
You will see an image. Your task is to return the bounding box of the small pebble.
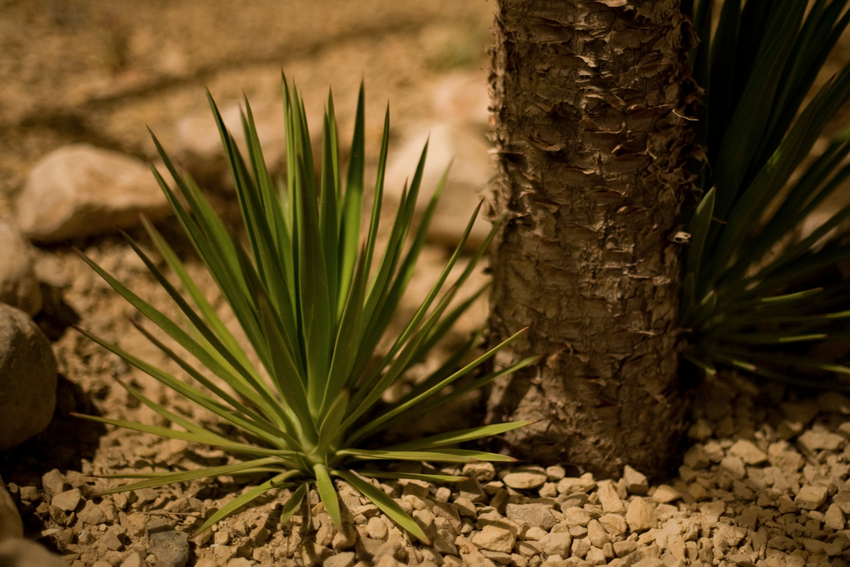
[50,488,81,512]
[824,503,846,530]
[795,484,828,510]
[728,439,768,465]
[597,480,624,514]
[622,466,649,495]
[798,429,845,452]
[651,485,681,504]
[626,498,656,532]
[539,532,572,556]
[470,525,516,553]
[503,471,547,490]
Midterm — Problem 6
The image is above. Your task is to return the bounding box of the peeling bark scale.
[487,0,694,478]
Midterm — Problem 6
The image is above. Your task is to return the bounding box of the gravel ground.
[3,364,849,567]
[2,3,850,566]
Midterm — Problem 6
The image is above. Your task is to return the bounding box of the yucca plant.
[73,78,535,541]
[681,0,850,388]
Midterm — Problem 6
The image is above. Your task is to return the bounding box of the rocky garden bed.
[2,2,850,566]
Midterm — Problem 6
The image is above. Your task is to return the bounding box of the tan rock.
[456,534,499,567]
[120,551,148,567]
[687,482,709,502]
[301,541,333,567]
[0,304,57,450]
[332,524,357,550]
[433,501,462,534]
[798,429,845,452]
[470,525,516,553]
[683,445,710,470]
[502,471,547,491]
[702,440,725,462]
[570,536,591,558]
[597,480,625,514]
[562,506,591,527]
[0,538,68,567]
[0,220,41,315]
[598,514,628,537]
[651,485,681,504]
[545,465,566,481]
[539,532,572,556]
[40,470,65,497]
[325,551,356,567]
[719,456,746,480]
[77,500,106,525]
[613,540,637,558]
[729,439,768,465]
[699,501,726,524]
[462,463,496,482]
[366,517,388,541]
[505,503,556,531]
[587,520,611,547]
[824,503,846,530]
[795,484,828,510]
[17,144,170,242]
[626,498,657,533]
[50,488,81,512]
[824,537,849,557]
[557,473,596,494]
[585,545,607,565]
[622,466,649,495]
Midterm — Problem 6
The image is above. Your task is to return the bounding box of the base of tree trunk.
[486,0,696,479]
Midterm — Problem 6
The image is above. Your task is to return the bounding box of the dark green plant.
[681,0,850,387]
[74,78,535,540]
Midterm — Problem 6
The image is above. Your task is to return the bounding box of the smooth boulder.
[0,303,57,450]
[0,538,69,567]
[16,144,170,242]
[0,219,42,315]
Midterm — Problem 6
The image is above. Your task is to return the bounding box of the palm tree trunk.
[487,0,694,478]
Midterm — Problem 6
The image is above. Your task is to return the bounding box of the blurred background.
[0,0,498,238]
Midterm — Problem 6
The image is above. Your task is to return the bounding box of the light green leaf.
[384,422,533,452]
[95,457,288,495]
[339,448,517,464]
[195,472,294,535]
[279,483,308,525]
[356,471,467,483]
[314,464,341,527]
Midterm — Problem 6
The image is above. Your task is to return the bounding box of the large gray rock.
[0,303,57,450]
[0,538,69,567]
[16,144,170,242]
[0,475,23,542]
[0,219,42,315]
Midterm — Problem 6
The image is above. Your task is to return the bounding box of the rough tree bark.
[487,0,694,478]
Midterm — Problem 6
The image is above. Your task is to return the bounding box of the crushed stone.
[3,369,850,566]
